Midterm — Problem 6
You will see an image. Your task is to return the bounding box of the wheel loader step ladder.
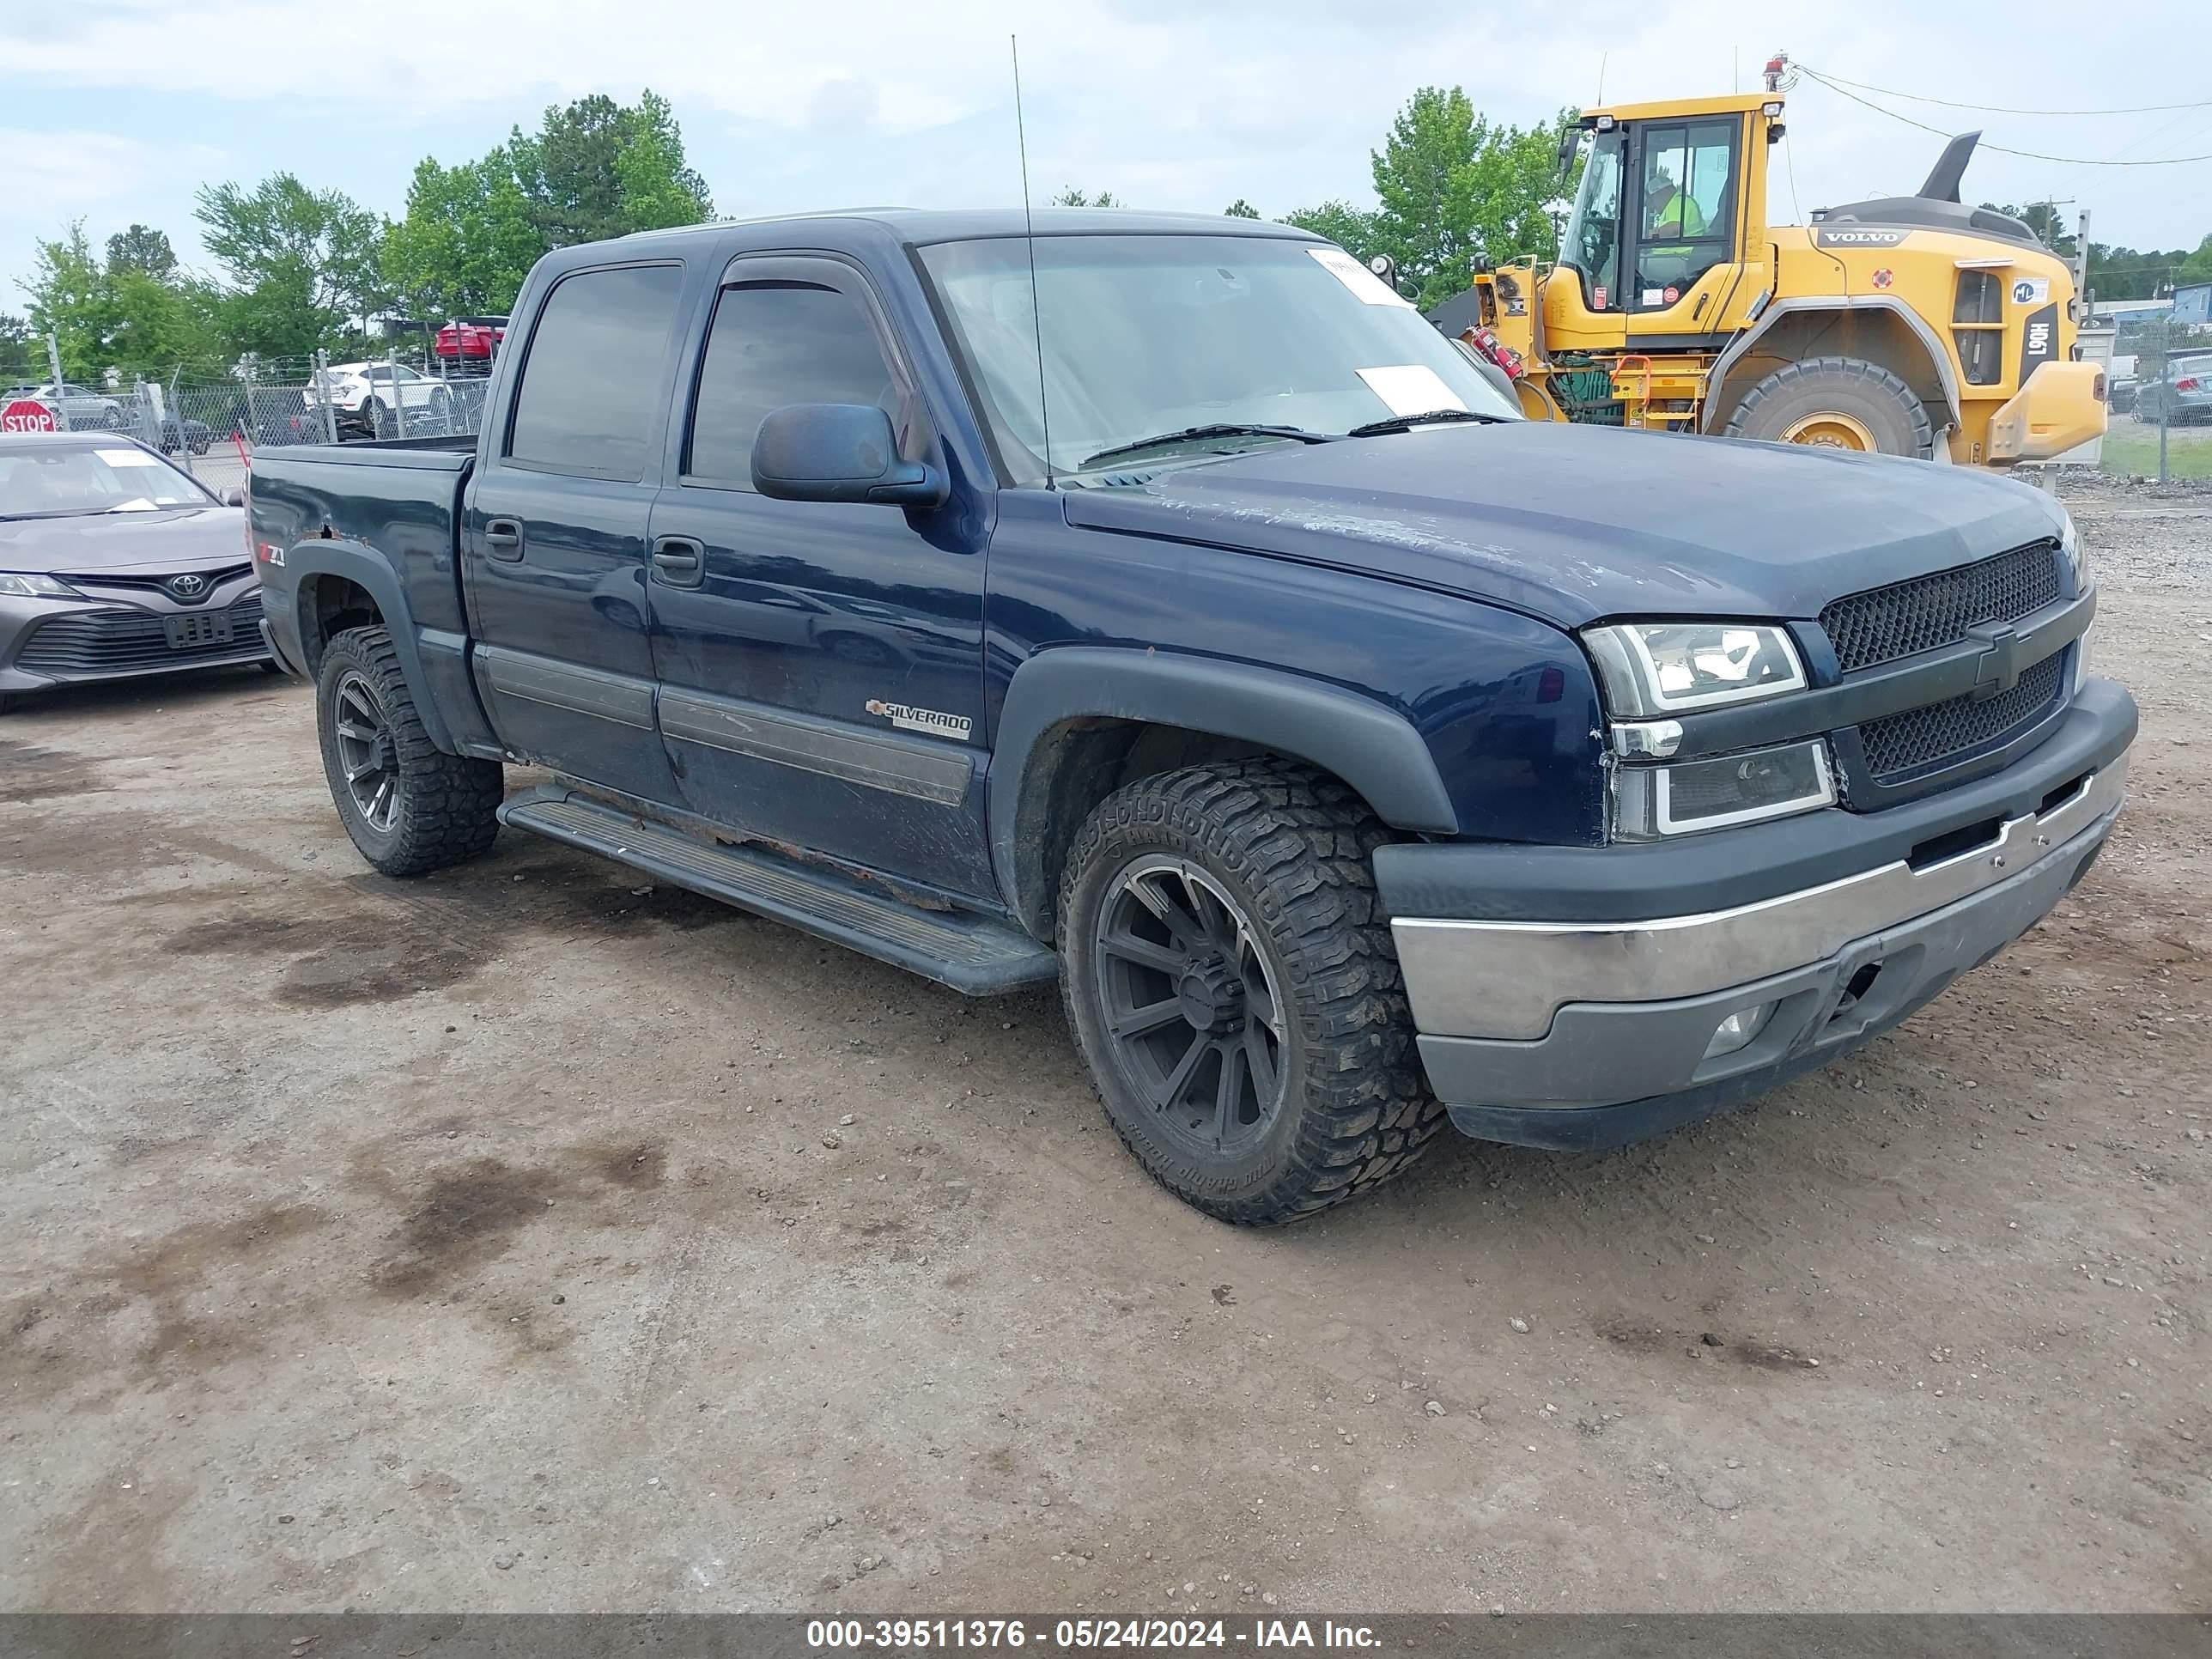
[498,787,1059,995]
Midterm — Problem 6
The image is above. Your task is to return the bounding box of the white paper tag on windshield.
[1308,246,1413,307]
[1356,364,1468,418]
[96,448,161,467]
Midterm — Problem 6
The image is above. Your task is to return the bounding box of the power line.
[1796,66,2211,118]
[1800,69,2212,166]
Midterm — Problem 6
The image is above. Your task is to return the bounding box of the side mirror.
[750,404,946,508]
[223,488,245,507]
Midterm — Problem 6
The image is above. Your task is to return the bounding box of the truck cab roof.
[608,206,1323,252]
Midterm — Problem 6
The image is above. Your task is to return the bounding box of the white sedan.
[302,363,458,436]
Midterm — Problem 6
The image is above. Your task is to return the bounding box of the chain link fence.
[9,343,495,501]
[2095,310,2212,483]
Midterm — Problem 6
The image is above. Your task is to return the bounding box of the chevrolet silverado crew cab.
[247,210,2135,1224]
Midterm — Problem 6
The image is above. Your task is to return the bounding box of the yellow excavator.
[1449,53,2106,466]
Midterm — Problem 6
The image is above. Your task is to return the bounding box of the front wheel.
[1721,356,1934,459]
[1057,757,1447,1224]
[316,625,503,876]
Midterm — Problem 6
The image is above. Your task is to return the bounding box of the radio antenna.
[1011,34,1054,489]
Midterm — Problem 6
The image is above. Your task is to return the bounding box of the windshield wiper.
[1079,423,1337,470]
[1345,409,1512,437]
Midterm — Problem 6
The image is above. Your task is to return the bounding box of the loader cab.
[1550,94,1780,350]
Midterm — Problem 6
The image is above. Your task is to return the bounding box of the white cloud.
[0,129,227,304]
[0,0,2202,286]
[0,128,224,225]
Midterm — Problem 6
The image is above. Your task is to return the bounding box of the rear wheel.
[316,625,502,876]
[1057,757,1448,1224]
[1722,356,1934,459]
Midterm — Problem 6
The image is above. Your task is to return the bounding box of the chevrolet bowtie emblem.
[1966,622,2024,700]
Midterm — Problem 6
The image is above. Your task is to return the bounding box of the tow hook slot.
[1829,962,1883,1025]
[1909,817,2002,870]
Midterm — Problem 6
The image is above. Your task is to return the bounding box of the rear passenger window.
[686,282,901,489]
[507,264,684,480]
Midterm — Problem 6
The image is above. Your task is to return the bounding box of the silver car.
[2136,351,2212,426]
[0,431,271,713]
[3,381,131,432]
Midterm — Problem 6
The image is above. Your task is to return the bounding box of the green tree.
[1049,188,1120,207]
[1281,201,1380,266]
[0,313,33,383]
[384,92,712,323]
[105,224,178,281]
[614,91,714,231]
[382,151,544,319]
[2179,234,2212,288]
[194,173,386,356]
[22,222,220,380]
[1364,88,1577,309]
[507,90,712,249]
[1222,198,1260,219]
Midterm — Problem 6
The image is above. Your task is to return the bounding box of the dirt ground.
[2,479,2207,1616]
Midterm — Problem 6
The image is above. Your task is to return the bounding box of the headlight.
[1612,739,1837,840]
[1583,621,1807,715]
[0,573,81,599]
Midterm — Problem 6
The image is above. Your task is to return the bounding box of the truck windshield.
[918,234,1519,483]
[0,442,214,519]
[1560,129,1624,311]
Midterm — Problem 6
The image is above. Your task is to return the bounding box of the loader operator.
[1639,163,1712,297]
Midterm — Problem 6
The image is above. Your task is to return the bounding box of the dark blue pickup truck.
[248,209,2135,1223]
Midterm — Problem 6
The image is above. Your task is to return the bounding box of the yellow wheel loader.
[1453,56,2106,466]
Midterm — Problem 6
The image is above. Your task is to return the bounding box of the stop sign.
[2,398,58,434]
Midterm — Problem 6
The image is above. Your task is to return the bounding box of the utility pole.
[2075,210,2091,323]
[45,333,67,429]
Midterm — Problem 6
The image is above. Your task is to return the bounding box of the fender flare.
[988,647,1460,934]
[1701,295,1964,437]
[283,540,459,754]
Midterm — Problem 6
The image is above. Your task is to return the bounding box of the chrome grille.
[1820,543,2062,674]
[63,563,254,600]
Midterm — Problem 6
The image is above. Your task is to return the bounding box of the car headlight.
[1583,621,1807,715]
[0,573,81,599]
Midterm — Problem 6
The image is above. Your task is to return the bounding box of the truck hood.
[0,504,246,576]
[1058,422,2067,627]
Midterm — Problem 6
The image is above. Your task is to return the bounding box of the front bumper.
[1382,681,2136,1149]
[0,586,273,694]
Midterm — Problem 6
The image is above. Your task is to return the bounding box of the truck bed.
[248,436,477,651]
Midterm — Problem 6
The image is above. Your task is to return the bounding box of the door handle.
[651,536,705,587]
[483,519,524,562]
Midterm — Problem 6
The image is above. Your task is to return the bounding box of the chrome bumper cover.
[1392,755,2128,1042]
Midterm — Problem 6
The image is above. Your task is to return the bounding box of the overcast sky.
[3,0,2205,315]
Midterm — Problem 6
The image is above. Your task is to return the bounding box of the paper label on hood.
[1310,246,1413,307]
[1356,364,1468,417]
[97,448,161,466]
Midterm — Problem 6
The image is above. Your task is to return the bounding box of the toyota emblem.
[168,573,209,599]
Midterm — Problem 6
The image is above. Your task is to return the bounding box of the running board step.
[498,789,1059,995]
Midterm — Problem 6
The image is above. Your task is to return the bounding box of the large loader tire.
[1721,356,1935,459]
